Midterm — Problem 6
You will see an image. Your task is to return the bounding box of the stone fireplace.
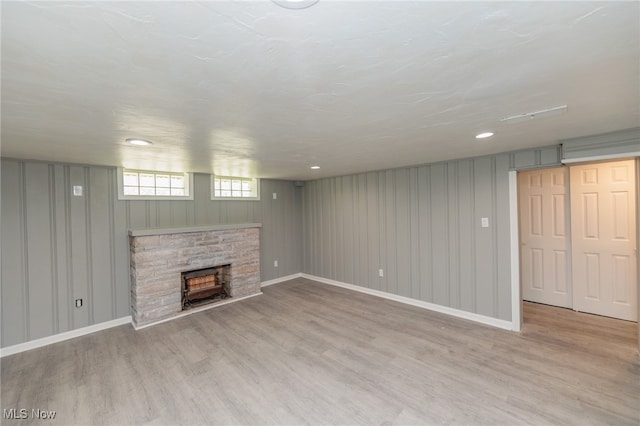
[129,224,261,328]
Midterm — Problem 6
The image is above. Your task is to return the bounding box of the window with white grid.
[117,168,193,200]
[211,176,260,200]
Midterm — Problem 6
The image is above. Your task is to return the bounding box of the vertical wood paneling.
[418,166,432,302]
[302,182,312,275]
[367,173,380,290]
[431,164,449,306]
[384,170,396,293]
[1,160,303,348]
[112,170,130,319]
[310,181,319,276]
[495,154,513,321]
[409,167,421,300]
[278,184,289,275]
[1,161,26,346]
[342,177,355,285]
[324,179,333,279]
[320,180,329,276]
[473,157,495,317]
[301,148,559,322]
[326,179,335,279]
[257,179,301,281]
[262,180,276,280]
[147,201,157,228]
[357,175,368,287]
[293,185,303,277]
[309,181,319,277]
[127,202,148,229]
[48,165,60,334]
[458,160,476,313]
[88,168,114,324]
[156,202,172,227]
[292,184,303,276]
[335,178,344,280]
[24,163,55,339]
[395,169,411,298]
[377,172,387,293]
[193,173,209,225]
[53,164,71,332]
[447,162,460,309]
[315,179,322,277]
[69,166,90,329]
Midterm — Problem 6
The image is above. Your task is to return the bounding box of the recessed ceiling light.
[126,138,152,146]
[272,0,319,9]
[310,166,320,170]
[475,132,494,139]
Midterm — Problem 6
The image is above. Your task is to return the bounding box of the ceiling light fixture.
[501,105,568,124]
[126,138,153,146]
[475,132,494,139]
[272,0,319,10]
[310,166,320,169]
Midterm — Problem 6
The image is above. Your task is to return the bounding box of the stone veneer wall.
[130,226,261,327]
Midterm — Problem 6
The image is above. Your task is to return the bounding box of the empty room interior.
[1,1,639,425]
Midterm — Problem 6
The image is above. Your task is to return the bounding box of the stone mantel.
[129,223,262,237]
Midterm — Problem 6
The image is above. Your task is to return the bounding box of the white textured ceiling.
[2,1,639,180]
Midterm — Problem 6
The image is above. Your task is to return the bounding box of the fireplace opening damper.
[181,265,230,309]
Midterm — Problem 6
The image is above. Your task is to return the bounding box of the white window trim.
[117,167,194,201]
[211,175,261,201]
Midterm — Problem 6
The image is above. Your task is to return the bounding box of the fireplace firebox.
[181,264,231,309]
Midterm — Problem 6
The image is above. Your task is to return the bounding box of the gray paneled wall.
[1,159,302,348]
[302,146,561,322]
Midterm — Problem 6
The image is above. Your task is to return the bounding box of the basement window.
[211,176,260,200]
[117,168,193,200]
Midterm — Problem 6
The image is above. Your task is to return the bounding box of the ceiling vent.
[501,105,568,124]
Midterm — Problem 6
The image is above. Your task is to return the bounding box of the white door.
[570,159,637,321]
[519,167,571,307]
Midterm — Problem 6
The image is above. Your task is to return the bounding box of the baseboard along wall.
[300,274,514,331]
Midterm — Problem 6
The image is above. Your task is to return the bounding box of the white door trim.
[509,170,522,332]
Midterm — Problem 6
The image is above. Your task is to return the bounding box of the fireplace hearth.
[182,264,230,309]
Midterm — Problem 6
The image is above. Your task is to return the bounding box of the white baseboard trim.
[301,274,515,331]
[132,292,263,330]
[0,316,132,358]
[261,273,303,288]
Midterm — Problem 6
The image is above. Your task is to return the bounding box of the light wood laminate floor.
[2,278,639,425]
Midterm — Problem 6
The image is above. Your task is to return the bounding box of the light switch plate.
[481,217,489,228]
[73,186,83,196]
